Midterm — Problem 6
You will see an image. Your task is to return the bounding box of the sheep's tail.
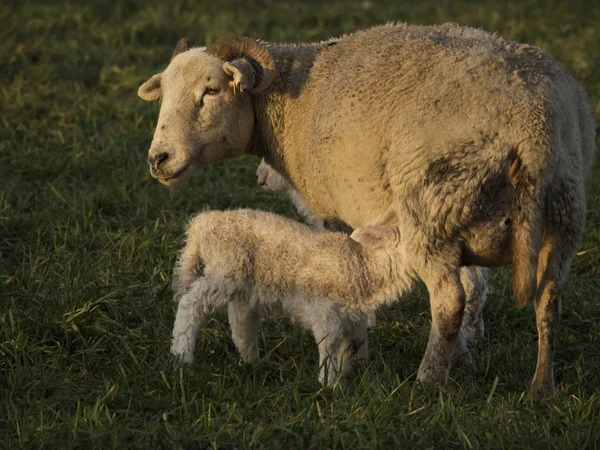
[173,215,206,303]
[510,149,546,309]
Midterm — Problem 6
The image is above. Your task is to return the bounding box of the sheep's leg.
[171,279,211,364]
[530,180,584,400]
[530,234,561,400]
[417,269,466,387]
[228,299,260,363]
[456,266,488,356]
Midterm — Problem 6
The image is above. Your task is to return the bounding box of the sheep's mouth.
[159,161,191,185]
[155,146,206,186]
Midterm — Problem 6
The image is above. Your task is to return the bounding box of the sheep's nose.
[257,177,267,186]
[149,152,169,170]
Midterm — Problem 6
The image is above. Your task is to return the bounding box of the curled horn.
[205,37,275,93]
[171,38,190,61]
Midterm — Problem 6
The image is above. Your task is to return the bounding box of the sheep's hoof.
[530,377,555,401]
[416,361,450,389]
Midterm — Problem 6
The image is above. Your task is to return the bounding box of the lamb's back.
[189,209,373,300]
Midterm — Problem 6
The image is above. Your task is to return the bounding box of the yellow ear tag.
[228,81,243,94]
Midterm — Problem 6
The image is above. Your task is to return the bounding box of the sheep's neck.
[248,43,321,180]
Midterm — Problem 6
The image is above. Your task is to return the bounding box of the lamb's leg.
[456,266,488,356]
[417,269,466,387]
[357,311,375,360]
[171,279,212,364]
[338,315,369,374]
[367,310,377,328]
[228,299,260,363]
[354,320,369,362]
[311,314,344,386]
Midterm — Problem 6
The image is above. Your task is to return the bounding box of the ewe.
[141,24,595,398]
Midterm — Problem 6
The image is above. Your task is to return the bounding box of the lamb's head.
[256,159,290,192]
[138,37,275,186]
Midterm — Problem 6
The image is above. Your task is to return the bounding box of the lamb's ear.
[138,73,162,101]
[350,226,400,249]
[223,58,257,93]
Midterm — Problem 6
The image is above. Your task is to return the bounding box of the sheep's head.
[256,159,289,192]
[138,37,275,186]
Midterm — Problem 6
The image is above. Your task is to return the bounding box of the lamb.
[139,24,595,399]
[171,209,406,384]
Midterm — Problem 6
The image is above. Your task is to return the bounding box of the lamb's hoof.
[170,347,193,365]
[239,348,260,364]
[356,344,369,361]
[530,377,555,401]
[367,311,377,328]
[319,374,340,387]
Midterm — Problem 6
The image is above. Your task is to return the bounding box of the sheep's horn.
[171,38,190,61]
[205,37,275,93]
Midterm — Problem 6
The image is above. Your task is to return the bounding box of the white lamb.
[171,209,407,384]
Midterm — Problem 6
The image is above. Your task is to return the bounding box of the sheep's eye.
[205,86,220,95]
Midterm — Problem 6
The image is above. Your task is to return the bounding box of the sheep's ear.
[350,226,400,249]
[206,37,274,93]
[138,73,162,101]
[223,57,257,93]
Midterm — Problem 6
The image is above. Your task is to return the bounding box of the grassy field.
[1,0,600,448]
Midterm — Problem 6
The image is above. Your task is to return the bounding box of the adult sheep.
[138,23,596,399]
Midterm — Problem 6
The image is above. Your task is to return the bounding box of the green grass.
[1,0,599,448]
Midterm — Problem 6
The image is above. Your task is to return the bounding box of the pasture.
[1,0,599,448]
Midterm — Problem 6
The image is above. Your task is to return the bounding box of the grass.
[1,0,599,448]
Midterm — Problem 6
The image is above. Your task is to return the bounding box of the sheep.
[139,24,595,399]
[171,209,407,385]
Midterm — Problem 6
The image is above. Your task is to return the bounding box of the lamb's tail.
[173,215,206,303]
[510,149,546,309]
